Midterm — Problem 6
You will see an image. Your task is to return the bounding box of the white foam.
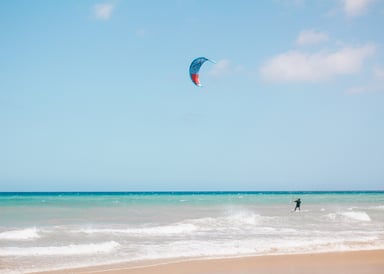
[225,211,264,225]
[370,205,384,210]
[0,241,120,256]
[340,211,371,222]
[78,223,198,236]
[324,211,371,222]
[75,212,267,238]
[325,213,337,221]
[0,227,40,240]
[128,235,384,262]
[191,211,268,228]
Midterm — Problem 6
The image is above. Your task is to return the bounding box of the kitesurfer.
[293,198,301,211]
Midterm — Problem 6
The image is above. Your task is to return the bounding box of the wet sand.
[32,250,384,274]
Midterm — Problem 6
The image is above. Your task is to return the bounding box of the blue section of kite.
[189,57,215,87]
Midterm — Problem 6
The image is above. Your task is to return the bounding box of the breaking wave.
[0,227,40,241]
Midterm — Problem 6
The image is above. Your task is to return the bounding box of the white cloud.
[209,59,231,77]
[345,67,384,94]
[345,86,370,94]
[373,67,384,79]
[136,28,148,38]
[346,82,383,95]
[93,3,115,21]
[341,0,375,17]
[372,67,384,92]
[209,59,245,77]
[296,30,329,46]
[260,44,376,83]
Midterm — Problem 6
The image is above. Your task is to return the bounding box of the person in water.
[293,198,301,211]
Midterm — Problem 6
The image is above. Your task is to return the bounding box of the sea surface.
[1,191,384,273]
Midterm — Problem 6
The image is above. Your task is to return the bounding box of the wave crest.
[325,211,371,222]
[0,227,40,241]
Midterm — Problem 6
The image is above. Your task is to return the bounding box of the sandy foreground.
[29,250,384,274]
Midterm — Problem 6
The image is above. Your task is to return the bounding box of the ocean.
[1,191,384,273]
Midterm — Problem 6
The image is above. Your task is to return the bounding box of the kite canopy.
[189,57,215,87]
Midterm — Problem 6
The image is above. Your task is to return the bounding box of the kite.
[189,57,215,87]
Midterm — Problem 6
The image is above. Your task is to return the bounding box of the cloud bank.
[260,44,375,83]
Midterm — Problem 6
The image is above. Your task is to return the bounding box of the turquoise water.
[1,191,384,273]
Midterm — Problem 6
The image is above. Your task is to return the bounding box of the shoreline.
[32,249,384,274]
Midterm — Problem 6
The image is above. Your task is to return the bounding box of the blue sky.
[1,0,384,191]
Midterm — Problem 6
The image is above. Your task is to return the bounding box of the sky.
[1,0,384,191]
